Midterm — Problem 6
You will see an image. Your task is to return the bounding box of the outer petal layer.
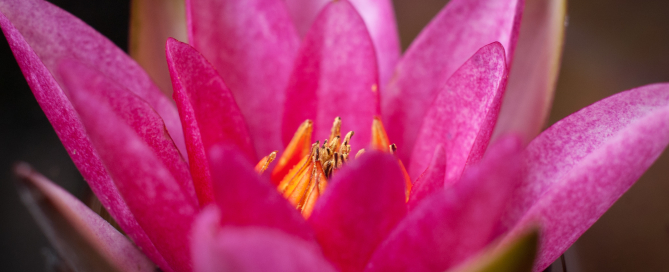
[0,1,178,268]
[65,65,198,272]
[409,42,508,183]
[283,0,379,152]
[208,145,316,243]
[366,136,522,272]
[383,0,523,163]
[129,0,188,97]
[192,208,336,272]
[15,164,155,272]
[491,0,566,144]
[502,84,669,271]
[309,152,407,272]
[187,0,299,157]
[284,0,400,88]
[167,38,255,206]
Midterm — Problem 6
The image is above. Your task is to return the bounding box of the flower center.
[257,117,411,218]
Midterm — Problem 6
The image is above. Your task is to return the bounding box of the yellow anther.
[254,151,277,174]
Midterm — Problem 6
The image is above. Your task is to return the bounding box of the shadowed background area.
[0,0,667,271]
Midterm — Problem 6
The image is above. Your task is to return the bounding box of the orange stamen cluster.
[256,116,413,218]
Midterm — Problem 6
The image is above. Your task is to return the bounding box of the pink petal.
[284,0,400,88]
[0,1,173,269]
[501,84,669,271]
[409,42,508,184]
[382,0,523,163]
[65,66,199,272]
[365,136,523,272]
[187,0,299,158]
[166,38,256,206]
[129,0,188,97]
[59,59,197,207]
[208,145,316,243]
[282,0,379,153]
[407,145,446,211]
[0,0,186,157]
[192,207,337,272]
[309,152,407,272]
[15,163,155,272]
[491,0,567,145]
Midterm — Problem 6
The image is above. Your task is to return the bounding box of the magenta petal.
[15,164,155,272]
[309,152,406,272]
[501,84,669,271]
[409,42,508,183]
[187,0,299,157]
[0,2,172,269]
[166,38,256,206]
[365,136,523,272]
[0,0,186,157]
[208,145,316,243]
[192,207,336,272]
[59,59,197,207]
[284,0,400,87]
[383,0,523,163]
[407,145,447,211]
[282,0,379,152]
[65,67,198,272]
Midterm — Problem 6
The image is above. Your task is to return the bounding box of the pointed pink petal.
[208,145,316,243]
[409,42,508,184]
[65,66,199,272]
[491,0,567,145]
[282,0,379,152]
[407,145,446,211]
[284,0,400,88]
[501,84,669,271]
[15,163,156,272]
[308,152,406,272]
[366,136,523,272]
[166,38,256,206]
[0,0,186,157]
[0,2,172,269]
[382,0,523,163]
[129,0,188,97]
[192,207,337,272]
[187,0,299,157]
[59,59,197,207]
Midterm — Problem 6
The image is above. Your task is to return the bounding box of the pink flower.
[5,0,669,272]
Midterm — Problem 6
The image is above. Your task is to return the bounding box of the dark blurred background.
[1,0,668,271]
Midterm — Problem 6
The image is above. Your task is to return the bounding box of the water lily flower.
[4,0,669,271]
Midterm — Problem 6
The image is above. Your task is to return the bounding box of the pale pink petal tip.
[409,42,508,184]
[282,0,380,154]
[187,0,299,157]
[383,0,523,164]
[166,37,255,206]
[502,83,669,271]
[15,163,155,272]
[309,151,407,271]
[208,145,316,243]
[366,135,522,272]
[192,207,337,272]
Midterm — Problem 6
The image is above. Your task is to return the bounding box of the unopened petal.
[282,0,379,154]
[382,0,523,163]
[187,0,299,157]
[501,84,669,271]
[208,145,316,243]
[309,152,407,272]
[366,136,523,272]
